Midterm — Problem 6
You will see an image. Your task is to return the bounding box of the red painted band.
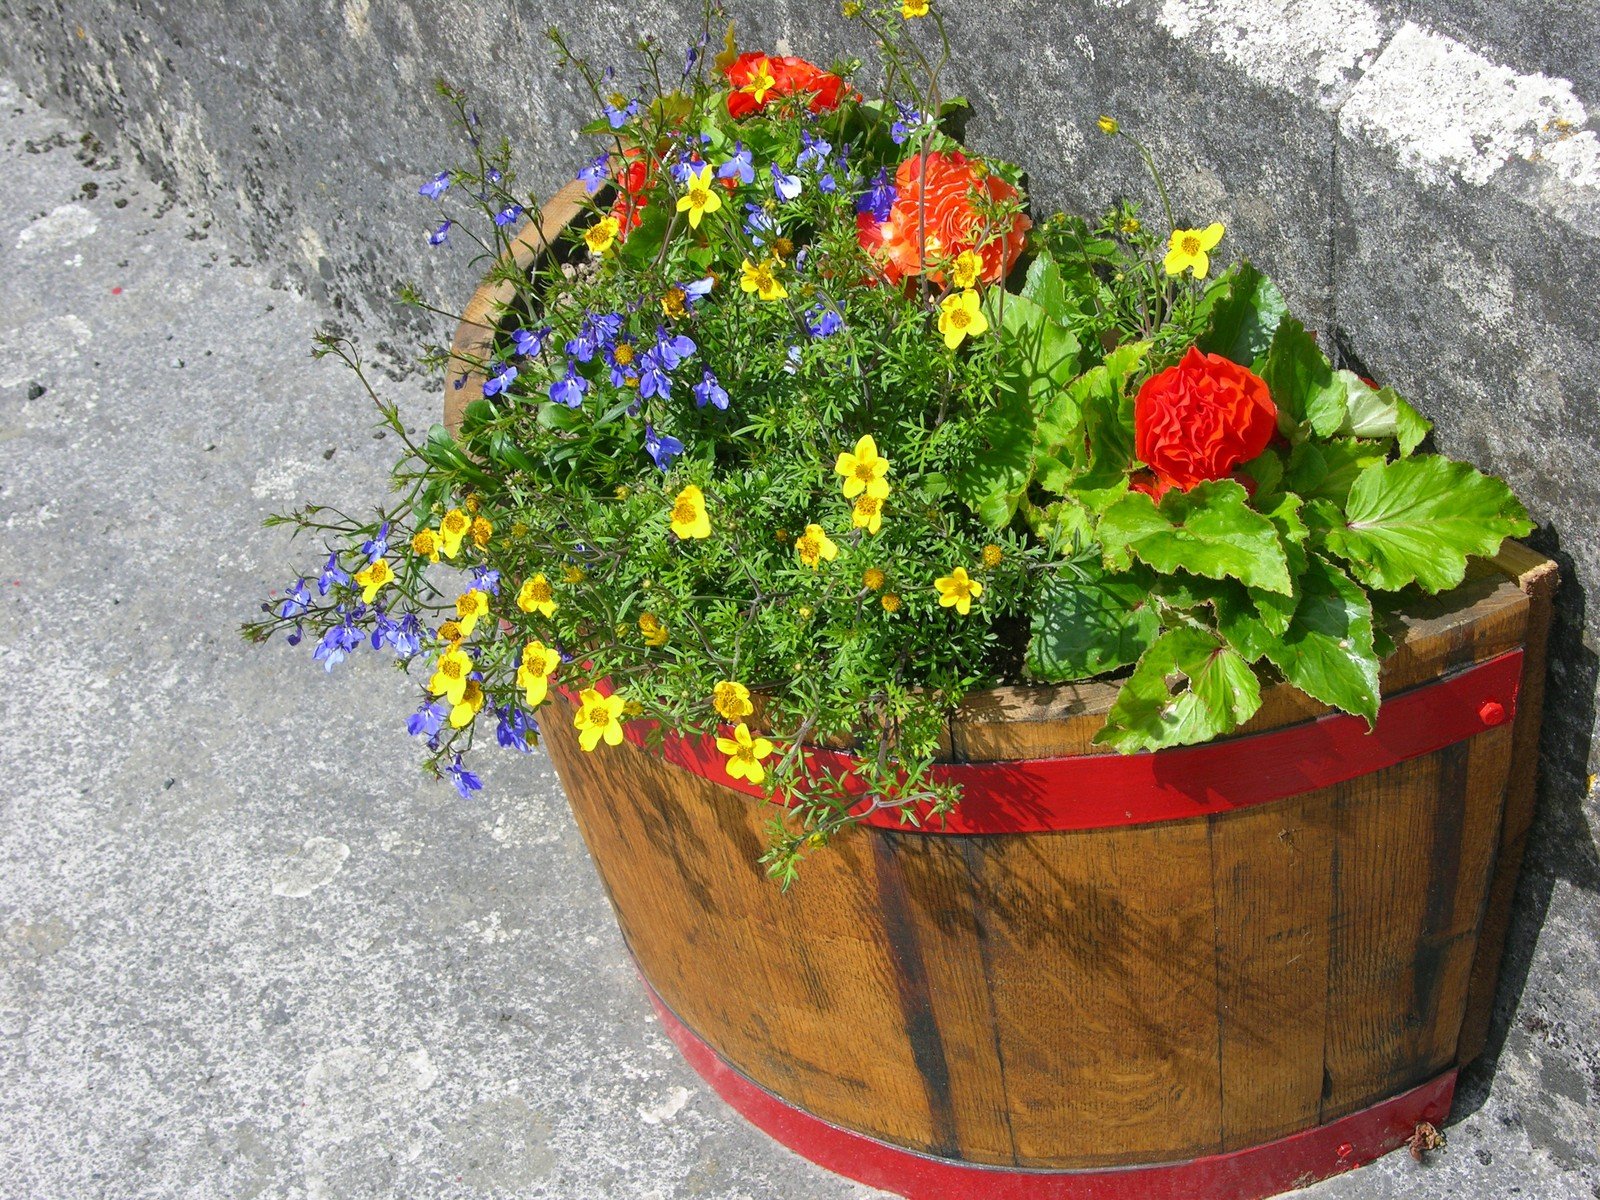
[644,979,1457,1200]
[586,649,1521,835]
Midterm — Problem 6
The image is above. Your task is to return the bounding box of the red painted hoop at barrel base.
[644,978,1456,1200]
[590,649,1521,835]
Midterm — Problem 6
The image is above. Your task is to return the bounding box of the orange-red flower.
[856,150,1030,286]
[1133,347,1277,493]
[607,151,656,241]
[722,52,851,119]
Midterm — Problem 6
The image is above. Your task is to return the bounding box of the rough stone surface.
[1,7,1598,1198]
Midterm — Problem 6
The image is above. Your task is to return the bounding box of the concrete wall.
[3,0,1596,866]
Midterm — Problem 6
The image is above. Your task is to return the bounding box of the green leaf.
[1026,567,1161,681]
[1321,456,1533,592]
[1337,373,1431,454]
[1019,250,1073,325]
[1095,627,1263,753]
[1284,438,1388,506]
[1261,318,1343,437]
[991,293,1082,408]
[1099,480,1292,594]
[953,381,1035,529]
[1219,555,1381,724]
[1048,341,1148,497]
[1197,262,1288,369]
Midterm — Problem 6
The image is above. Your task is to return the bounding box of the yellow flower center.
[661,288,686,317]
[672,499,698,525]
[947,306,972,330]
[853,462,877,483]
[864,568,886,590]
[752,265,774,290]
[613,343,635,365]
[442,512,468,534]
[882,593,902,612]
[527,579,552,604]
[688,186,710,208]
[440,659,463,680]
[856,496,881,516]
[584,707,612,730]
[982,543,1003,567]
[1181,234,1201,255]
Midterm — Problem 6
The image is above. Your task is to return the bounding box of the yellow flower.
[574,687,627,752]
[841,0,862,15]
[438,508,470,558]
[583,215,621,255]
[411,528,441,563]
[1097,115,1119,136]
[739,257,788,302]
[437,619,463,645]
[516,640,561,708]
[639,612,669,647]
[950,249,983,290]
[982,542,1004,568]
[1163,222,1225,279]
[863,567,886,591]
[902,0,930,15]
[669,484,711,539]
[795,523,838,569]
[517,573,557,618]
[935,566,984,615]
[660,287,687,318]
[938,288,988,349]
[739,56,777,104]
[464,494,481,514]
[1119,215,1142,236]
[675,164,724,229]
[834,433,891,500]
[353,557,394,603]
[881,591,902,613]
[455,588,489,636]
[562,564,586,584]
[449,679,485,729]
[852,494,885,534]
[428,646,474,706]
[471,515,493,549]
[713,680,755,721]
[716,722,774,784]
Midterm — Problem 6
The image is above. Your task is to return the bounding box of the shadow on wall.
[1455,524,1600,1119]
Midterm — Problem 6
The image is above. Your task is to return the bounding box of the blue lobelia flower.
[428,220,452,246]
[278,578,311,619]
[486,167,503,185]
[482,363,518,397]
[681,277,714,308]
[602,98,639,129]
[381,612,424,658]
[785,345,803,373]
[797,130,832,170]
[605,340,639,388]
[407,700,448,740]
[313,608,364,671]
[445,754,484,798]
[644,424,685,471]
[743,203,779,246]
[317,551,350,596]
[857,168,897,222]
[806,304,843,338]
[717,141,755,186]
[549,363,589,408]
[818,173,837,195]
[512,325,551,357]
[495,705,539,753]
[636,348,673,400]
[890,102,924,146]
[419,171,450,199]
[360,522,390,563]
[693,368,729,411]
[577,154,609,195]
[470,566,501,596]
[493,204,524,227]
[770,162,803,202]
[565,312,623,363]
[655,326,696,370]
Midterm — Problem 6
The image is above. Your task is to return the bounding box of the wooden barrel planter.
[445,185,1559,1199]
